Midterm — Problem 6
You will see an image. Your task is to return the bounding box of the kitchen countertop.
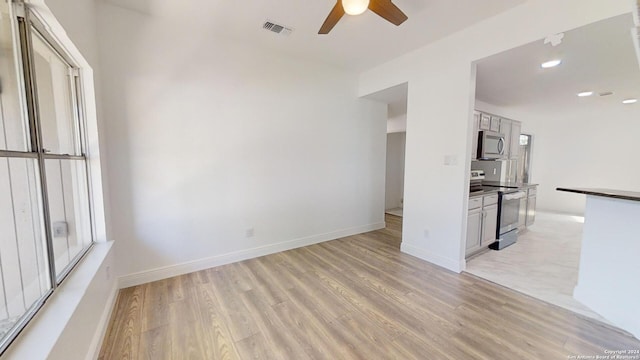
[556,187,640,202]
[469,186,516,197]
[482,181,539,188]
[470,183,538,198]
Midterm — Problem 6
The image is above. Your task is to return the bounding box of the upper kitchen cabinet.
[499,118,522,160]
[479,113,491,130]
[509,121,521,160]
[472,111,480,159]
[489,116,501,132]
[472,111,522,160]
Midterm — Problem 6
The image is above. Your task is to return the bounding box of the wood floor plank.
[233,332,279,360]
[192,284,242,360]
[141,279,169,332]
[99,214,640,359]
[332,312,417,360]
[137,325,171,360]
[236,259,287,305]
[238,289,309,359]
[204,268,260,342]
[270,300,350,359]
[100,286,144,360]
[168,297,208,360]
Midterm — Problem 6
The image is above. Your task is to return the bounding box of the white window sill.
[2,241,115,360]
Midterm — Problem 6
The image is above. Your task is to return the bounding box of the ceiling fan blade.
[369,0,408,26]
[319,1,345,34]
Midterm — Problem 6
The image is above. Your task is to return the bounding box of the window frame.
[0,3,95,355]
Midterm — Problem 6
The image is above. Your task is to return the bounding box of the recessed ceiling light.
[599,91,614,97]
[622,98,638,104]
[541,59,562,68]
[577,91,593,97]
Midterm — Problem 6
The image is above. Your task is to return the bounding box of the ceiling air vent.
[263,20,293,36]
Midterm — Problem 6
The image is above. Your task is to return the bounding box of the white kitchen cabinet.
[498,118,522,160]
[490,116,501,132]
[472,111,480,159]
[526,187,537,227]
[466,194,498,258]
[481,204,498,246]
[473,111,521,161]
[510,121,521,160]
[479,113,491,130]
[466,207,482,255]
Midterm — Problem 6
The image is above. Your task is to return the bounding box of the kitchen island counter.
[557,187,640,339]
[557,187,640,202]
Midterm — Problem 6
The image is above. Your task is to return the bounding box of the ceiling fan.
[319,0,408,34]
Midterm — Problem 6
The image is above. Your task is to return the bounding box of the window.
[0,2,93,353]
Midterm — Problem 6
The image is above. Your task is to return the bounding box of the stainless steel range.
[490,188,527,250]
[470,170,485,193]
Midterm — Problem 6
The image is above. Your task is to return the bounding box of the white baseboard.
[400,243,463,273]
[86,283,119,360]
[118,222,385,288]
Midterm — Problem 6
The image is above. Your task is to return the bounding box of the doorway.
[385,132,405,217]
[363,83,408,218]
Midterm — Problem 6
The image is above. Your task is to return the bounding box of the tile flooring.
[465,212,610,324]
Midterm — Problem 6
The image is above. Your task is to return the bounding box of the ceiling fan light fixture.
[342,0,370,16]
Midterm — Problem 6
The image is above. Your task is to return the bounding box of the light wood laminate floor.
[99,215,640,359]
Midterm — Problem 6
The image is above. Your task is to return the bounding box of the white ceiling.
[475,14,640,112]
[100,1,639,116]
[101,0,525,71]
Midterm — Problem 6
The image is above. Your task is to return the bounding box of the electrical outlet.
[246,228,255,238]
[424,229,430,238]
[52,221,68,237]
[106,265,111,280]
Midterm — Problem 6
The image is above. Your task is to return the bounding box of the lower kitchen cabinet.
[526,189,537,227]
[481,204,498,246]
[466,207,482,255]
[466,194,498,258]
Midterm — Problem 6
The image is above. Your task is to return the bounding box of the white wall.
[96,3,387,281]
[385,132,405,210]
[476,99,640,215]
[359,0,633,273]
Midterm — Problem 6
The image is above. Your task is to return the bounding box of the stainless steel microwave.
[477,131,506,160]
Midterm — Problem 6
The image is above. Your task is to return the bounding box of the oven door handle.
[503,192,526,200]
